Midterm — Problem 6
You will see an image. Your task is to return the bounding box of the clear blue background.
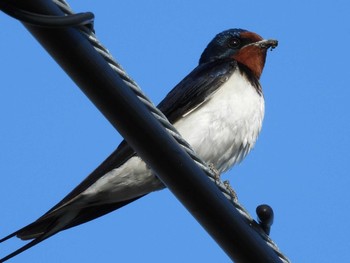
[0,1,348,262]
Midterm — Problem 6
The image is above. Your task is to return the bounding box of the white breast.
[82,70,264,203]
[174,69,265,173]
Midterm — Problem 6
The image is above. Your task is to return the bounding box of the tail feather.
[0,233,53,263]
[0,195,144,262]
[0,232,17,243]
[0,217,61,262]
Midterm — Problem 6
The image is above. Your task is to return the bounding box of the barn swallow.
[0,28,277,261]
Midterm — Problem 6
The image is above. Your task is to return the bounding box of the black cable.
[0,1,94,29]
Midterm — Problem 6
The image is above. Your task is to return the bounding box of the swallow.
[0,28,277,261]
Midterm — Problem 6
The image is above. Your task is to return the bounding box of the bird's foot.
[208,163,221,182]
[223,180,238,202]
[208,163,238,202]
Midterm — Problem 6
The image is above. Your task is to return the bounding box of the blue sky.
[0,0,349,262]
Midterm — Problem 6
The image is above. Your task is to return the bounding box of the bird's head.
[199,29,278,79]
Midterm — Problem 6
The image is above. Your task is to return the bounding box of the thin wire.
[52,1,289,262]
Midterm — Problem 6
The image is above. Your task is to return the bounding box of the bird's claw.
[223,180,238,202]
[208,163,221,182]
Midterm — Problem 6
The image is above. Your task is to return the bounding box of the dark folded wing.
[158,60,236,123]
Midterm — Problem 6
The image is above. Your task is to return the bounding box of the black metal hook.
[256,204,274,235]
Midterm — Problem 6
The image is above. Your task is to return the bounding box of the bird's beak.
[250,39,278,50]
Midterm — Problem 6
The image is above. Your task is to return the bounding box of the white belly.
[174,70,264,172]
[82,70,264,202]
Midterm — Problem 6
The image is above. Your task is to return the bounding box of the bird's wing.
[158,60,237,123]
[0,60,237,262]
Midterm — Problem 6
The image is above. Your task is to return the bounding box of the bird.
[0,28,277,261]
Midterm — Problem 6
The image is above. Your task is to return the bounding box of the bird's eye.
[228,38,241,48]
